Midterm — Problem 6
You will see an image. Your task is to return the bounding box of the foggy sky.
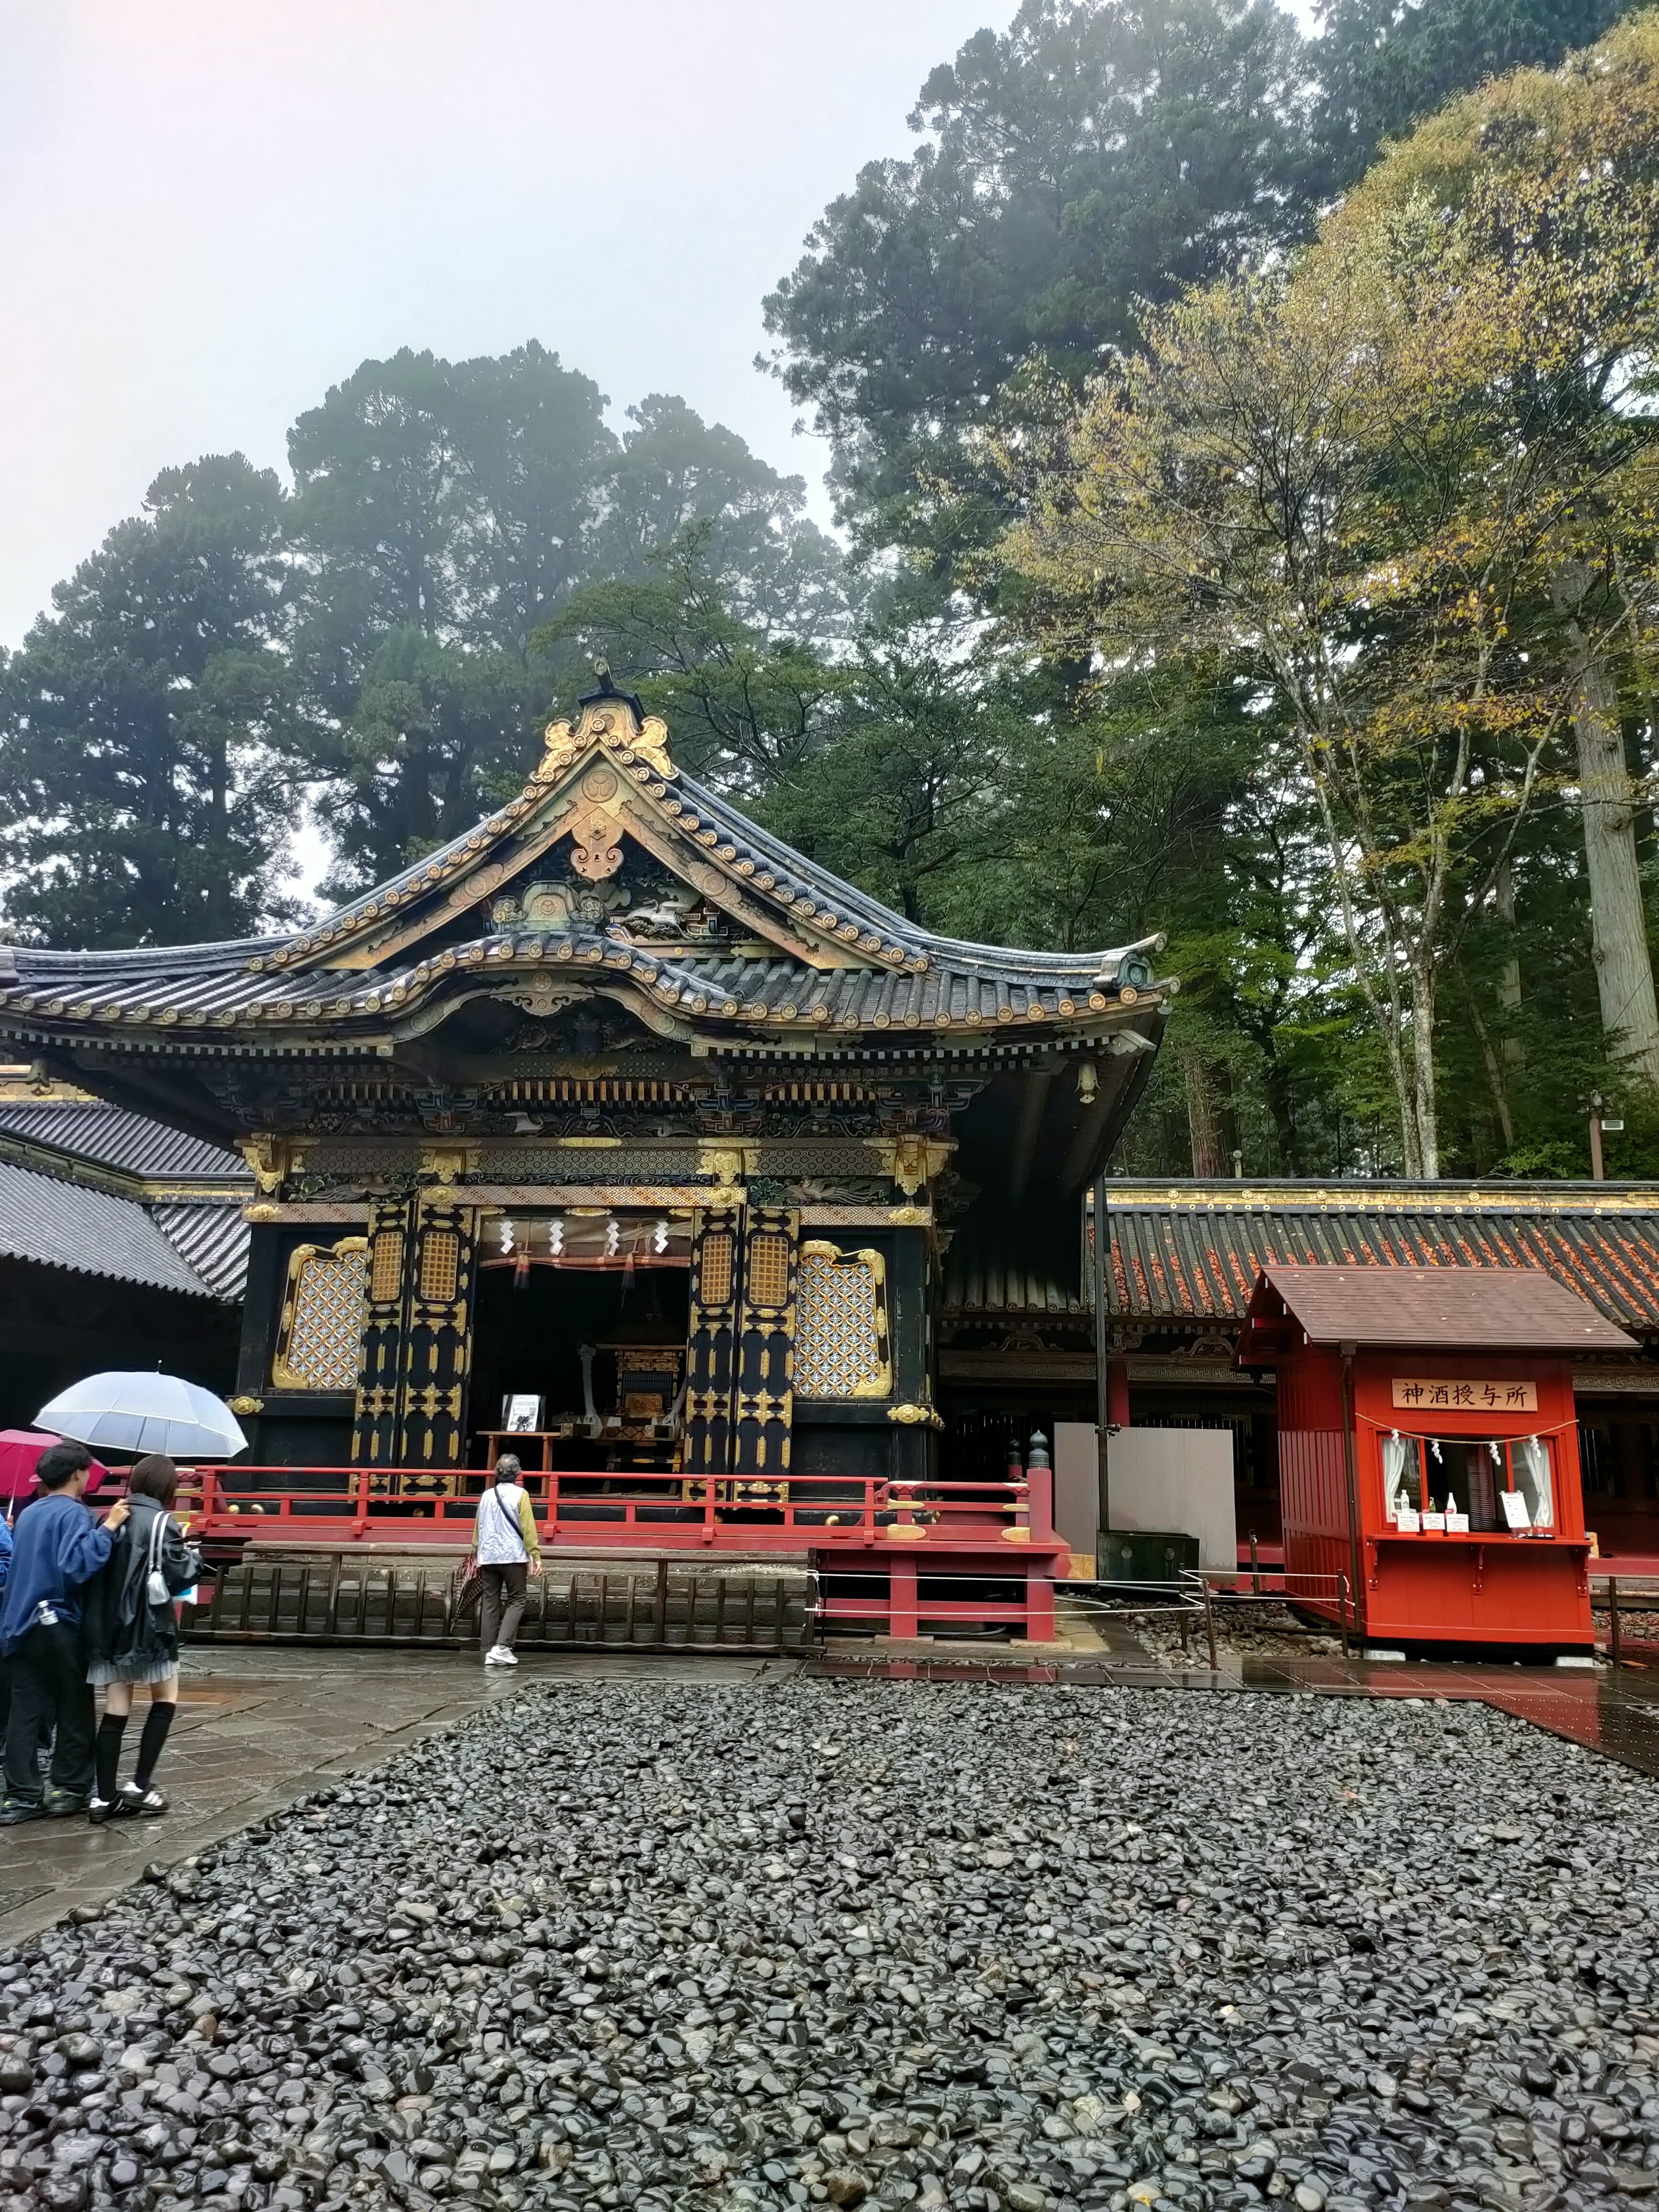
[0,0,1007,647]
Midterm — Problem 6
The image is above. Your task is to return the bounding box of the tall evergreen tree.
[0,456,299,947]
[762,0,1321,574]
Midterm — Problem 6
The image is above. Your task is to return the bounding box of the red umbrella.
[0,1428,109,1502]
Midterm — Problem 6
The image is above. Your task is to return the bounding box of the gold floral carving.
[569,807,624,882]
[228,1395,264,1416]
[418,1142,476,1185]
[239,1133,310,1194]
[698,1140,758,1189]
[886,1402,944,1429]
[867,1136,953,1198]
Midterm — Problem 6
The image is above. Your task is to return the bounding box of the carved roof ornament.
[535,664,676,789]
[0,659,1174,1087]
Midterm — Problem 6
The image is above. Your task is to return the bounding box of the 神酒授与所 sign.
[1391,1378,1537,1414]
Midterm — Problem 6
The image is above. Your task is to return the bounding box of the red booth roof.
[1238,1262,1637,1362]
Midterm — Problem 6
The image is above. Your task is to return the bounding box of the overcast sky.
[0,0,1023,649]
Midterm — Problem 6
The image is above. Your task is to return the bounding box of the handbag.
[144,1509,171,1607]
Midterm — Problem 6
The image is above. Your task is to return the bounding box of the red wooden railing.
[175,1463,1061,1556]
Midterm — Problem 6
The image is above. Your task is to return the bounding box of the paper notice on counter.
[1500,1490,1532,1530]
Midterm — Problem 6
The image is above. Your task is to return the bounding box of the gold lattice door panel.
[398,1201,477,1469]
[683,1210,742,1475]
[732,1208,798,1478]
[352,1199,414,1465]
[793,1242,892,1399]
[369,1227,405,1304]
[272,1240,369,1391]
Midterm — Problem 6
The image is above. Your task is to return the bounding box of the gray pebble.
[0,1679,1654,2212]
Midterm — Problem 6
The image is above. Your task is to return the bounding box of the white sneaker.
[483,1647,505,1666]
[492,1646,519,1667]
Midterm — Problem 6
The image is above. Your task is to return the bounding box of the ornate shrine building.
[0,680,1170,1493]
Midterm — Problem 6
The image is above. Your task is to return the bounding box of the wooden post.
[1092,1175,1111,1539]
[888,1557,919,1640]
[1338,1349,1364,1645]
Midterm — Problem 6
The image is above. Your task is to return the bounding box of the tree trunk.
[1265,1062,1301,1173]
[1469,999,1516,1151]
[1555,572,1659,1089]
[1184,1054,1227,1177]
[1408,955,1439,1180]
[1493,857,1525,1072]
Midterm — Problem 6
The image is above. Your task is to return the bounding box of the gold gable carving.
[536,696,675,786]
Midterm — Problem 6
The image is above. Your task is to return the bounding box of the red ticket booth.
[1237,1264,1630,1654]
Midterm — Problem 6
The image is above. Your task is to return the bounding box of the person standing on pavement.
[0,1442,129,1823]
[0,1510,12,1748]
[83,1454,202,1822]
[472,1453,541,1667]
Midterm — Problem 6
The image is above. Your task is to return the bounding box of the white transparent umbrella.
[35,1373,248,1460]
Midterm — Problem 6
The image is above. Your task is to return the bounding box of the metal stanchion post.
[1610,1576,1621,1667]
[1203,1578,1217,1670]
[1338,1576,1350,1660]
[1250,1532,1261,1595]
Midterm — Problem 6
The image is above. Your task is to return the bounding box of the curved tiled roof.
[0,696,1170,1057]
[1101,1183,1659,1340]
[0,1100,244,1179]
[0,1159,221,1298]
[150,1202,251,1301]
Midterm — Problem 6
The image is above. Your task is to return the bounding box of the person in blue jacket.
[0,1511,12,1746]
[0,1442,129,1822]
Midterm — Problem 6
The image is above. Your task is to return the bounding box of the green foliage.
[762,0,1320,574]
[308,632,547,902]
[1314,0,1632,184]
[286,341,614,692]
[0,456,301,947]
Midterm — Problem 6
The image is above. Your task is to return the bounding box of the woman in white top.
[472,1453,542,1666]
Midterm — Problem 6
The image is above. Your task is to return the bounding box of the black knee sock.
[134,1702,174,1791]
[95,1714,127,1804]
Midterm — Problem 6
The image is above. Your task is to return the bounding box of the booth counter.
[1238,1263,1633,1653]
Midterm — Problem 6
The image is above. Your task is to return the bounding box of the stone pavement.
[0,1647,793,1946]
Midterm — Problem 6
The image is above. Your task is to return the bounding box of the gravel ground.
[5,1680,1659,2212]
[1119,1607,1345,1667]
[1593,1609,1659,1645]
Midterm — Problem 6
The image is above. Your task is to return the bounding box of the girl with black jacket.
[82,1455,201,1821]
